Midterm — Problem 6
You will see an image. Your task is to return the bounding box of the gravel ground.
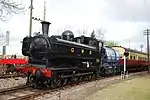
[0,71,144,100]
[83,75,150,100]
[0,65,26,90]
[0,77,26,90]
[35,76,121,100]
[35,72,146,100]
[0,65,7,75]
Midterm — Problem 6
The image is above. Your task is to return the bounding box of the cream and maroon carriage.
[112,46,148,71]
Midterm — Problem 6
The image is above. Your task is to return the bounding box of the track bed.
[0,71,147,100]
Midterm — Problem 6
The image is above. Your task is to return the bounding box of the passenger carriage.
[112,46,148,71]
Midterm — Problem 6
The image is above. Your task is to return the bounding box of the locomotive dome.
[61,30,74,41]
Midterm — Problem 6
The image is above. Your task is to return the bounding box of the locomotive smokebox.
[41,21,51,36]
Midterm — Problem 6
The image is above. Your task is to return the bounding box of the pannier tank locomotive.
[22,21,104,88]
[20,21,149,88]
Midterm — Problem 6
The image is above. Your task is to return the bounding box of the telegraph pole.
[29,0,33,37]
[32,1,46,22]
[140,44,144,52]
[43,1,46,21]
[144,29,150,73]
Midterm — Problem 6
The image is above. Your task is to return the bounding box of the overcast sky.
[0,0,150,55]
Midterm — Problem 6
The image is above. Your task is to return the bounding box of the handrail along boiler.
[21,21,104,87]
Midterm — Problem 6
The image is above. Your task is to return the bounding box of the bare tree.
[0,0,24,21]
[75,28,88,36]
[140,44,144,52]
[90,30,96,39]
[76,28,105,40]
[95,28,105,40]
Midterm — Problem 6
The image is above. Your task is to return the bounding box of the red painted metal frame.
[0,58,28,64]
[17,65,52,78]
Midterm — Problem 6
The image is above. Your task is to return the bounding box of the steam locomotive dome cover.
[29,35,50,59]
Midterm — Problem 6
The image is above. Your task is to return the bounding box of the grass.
[85,75,150,100]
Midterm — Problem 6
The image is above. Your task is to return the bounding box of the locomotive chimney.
[41,21,51,36]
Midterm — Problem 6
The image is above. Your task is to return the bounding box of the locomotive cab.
[74,36,100,49]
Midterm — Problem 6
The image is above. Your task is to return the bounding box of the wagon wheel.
[100,67,106,77]
[10,64,16,73]
[51,79,59,88]
[27,74,37,88]
[51,77,63,88]
[6,64,16,74]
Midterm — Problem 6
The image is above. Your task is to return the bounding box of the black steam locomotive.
[22,21,104,87]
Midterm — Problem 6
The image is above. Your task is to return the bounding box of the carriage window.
[130,56,132,59]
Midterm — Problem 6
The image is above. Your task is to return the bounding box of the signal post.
[121,51,129,79]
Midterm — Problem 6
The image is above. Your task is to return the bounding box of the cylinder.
[41,21,51,36]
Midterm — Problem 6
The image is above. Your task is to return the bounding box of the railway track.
[0,85,27,95]
[0,71,148,100]
[0,74,25,79]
